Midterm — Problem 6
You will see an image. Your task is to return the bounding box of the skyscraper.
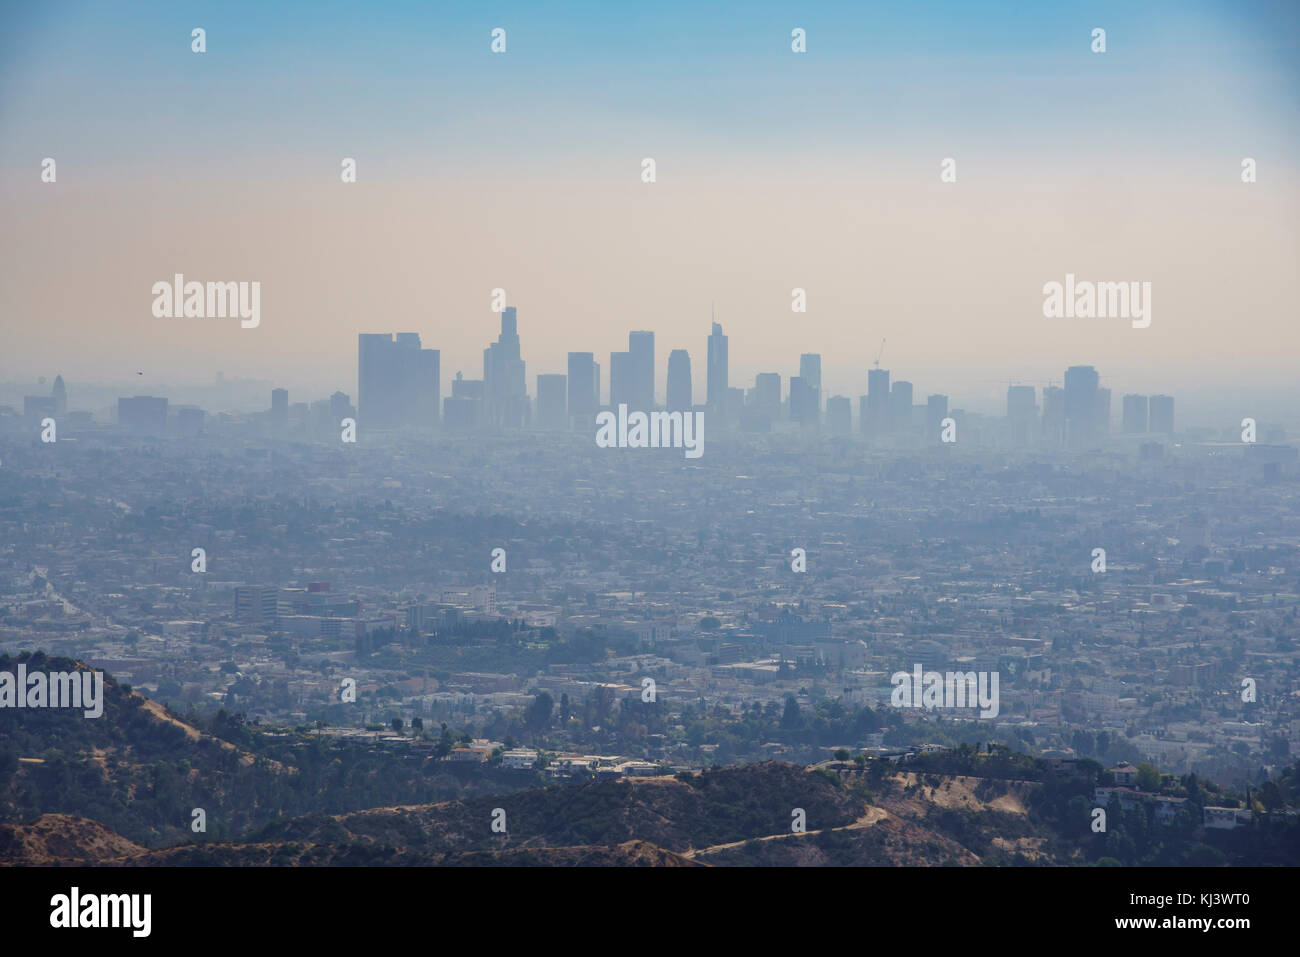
[629,331,655,410]
[1149,394,1175,434]
[1064,365,1100,447]
[799,354,821,420]
[483,307,526,428]
[753,373,781,424]
[707,321,728,421]
[567,352,596,420]
[118,396,167,434]
[666,349,692,412]
[1122,394,1149,433]
[358,332,440,430]
[926,394,948,441]
[1007,385,1037,444]
[609,351,634,409]
[789,375,817,427]
[1042,385,1066,445]
[890,380,913,431]
[866,368,890,434]
[827,395,852,435]
[271,388,288,429]
[52,375,66,415]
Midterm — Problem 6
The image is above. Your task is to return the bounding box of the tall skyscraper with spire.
[706,320,728,422]
[483,306,526,428]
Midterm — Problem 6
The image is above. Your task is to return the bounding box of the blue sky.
[3,1,1297,176]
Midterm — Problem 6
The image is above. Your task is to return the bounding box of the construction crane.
[873,338,886,369]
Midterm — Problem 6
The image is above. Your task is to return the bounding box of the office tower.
[330,391,354,422]
[666,349,692,412]
[535,374,567,430]
[483,307,526,428]
[271,388,288,429]
[629,331,655,410]
[443,374,481,431]
[707,322,728,420]
[753,373,781,424]
[413,345,440,428]
[926,394,948,440]
[567,353,596,418]
[890,380,913,431]
[1122,394,1149,433]
[358,332,440,429]
[789,376,812,426]
[118,396,167,434]
[609,351,634,408]
[1007,385,1037,444]
[866,367,890,434]
[726,386,745,423]
[593,360,601,407]
[175,406,204,435]
[827,395,852,435]
[52,375,66,415]
[1150,394,1175,434]
[235,586,279,625]
[23,395,55,420]
[799,354,822,418]
[1095,388,1111,437]
[1064,365,1100,447]
[1042,385,1066,445]
[1007,385,1036,420]
[357,333,397,428]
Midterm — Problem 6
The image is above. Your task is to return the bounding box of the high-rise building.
[666,349,692,412]
[52,375,66,415]
[1007,385,1037,444]
[629,331,655,410]
[235,586,279,625]
[866,368,890,434]
[609,351,634,409]
[827,395,852,435]
[789,375,818,427]
[444,373,483,431]
[926,394,948,440]
[567,353,596,420]
[118,396,167,434]
[707,322,728,421]
[890,380,913,431]
[358,332,440,430]
[330,391,354,423]
[1150,394,1175,434]
[753,373,781,424]
[1122,394,1149,433]
[535,374,567,430]
[726,386,745,424]
[1042,386,1066,445]
[271,388,288,429]
[483,307,526,428]
[175,406,204,435]
[1095,387,1112,437]
[1064,365,1101,447]
[799,354,822,418]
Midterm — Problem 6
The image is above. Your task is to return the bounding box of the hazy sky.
[2,1,1298,420]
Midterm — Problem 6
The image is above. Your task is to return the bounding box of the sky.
[1,1,1298,423]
